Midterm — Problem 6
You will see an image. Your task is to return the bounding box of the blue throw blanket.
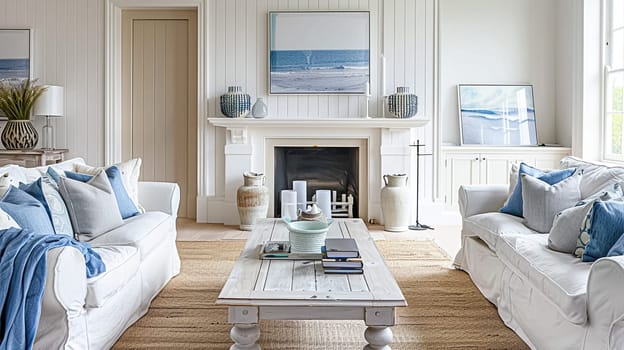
[0,228,105,350]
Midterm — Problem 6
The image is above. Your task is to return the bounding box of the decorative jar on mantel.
[237,172,269,231]
[388,86,418,119]
[380,174,411,232]
[252,97,268,119]
[220,86,251,118]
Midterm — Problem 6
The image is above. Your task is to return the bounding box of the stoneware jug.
[380,174,411,232]
[237,172,269,231]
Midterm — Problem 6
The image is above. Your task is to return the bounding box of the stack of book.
[322,238,363,274]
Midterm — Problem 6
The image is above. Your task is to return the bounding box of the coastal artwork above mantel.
[269,11,370,95]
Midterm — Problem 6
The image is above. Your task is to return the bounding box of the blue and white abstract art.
[269,12,370,95]
[458,84,538,146]
[0,29,30,80]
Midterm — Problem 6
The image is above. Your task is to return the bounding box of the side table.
[0,149,69,167]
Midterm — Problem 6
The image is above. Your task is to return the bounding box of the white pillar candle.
[281,190,298,220]
[316,189,332,219]
[293,180,307,212]
[365,81,370,97]
[381,55,387,96]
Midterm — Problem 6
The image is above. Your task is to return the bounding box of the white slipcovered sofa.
[454,157,624,350]
[0,158,181,349]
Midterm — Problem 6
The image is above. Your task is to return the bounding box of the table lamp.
[33,85,64,150]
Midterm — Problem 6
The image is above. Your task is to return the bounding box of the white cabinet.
[442,146,572,207]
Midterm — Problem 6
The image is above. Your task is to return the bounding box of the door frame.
[104,0,207,218]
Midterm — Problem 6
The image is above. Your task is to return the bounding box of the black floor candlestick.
[409,140,434,231]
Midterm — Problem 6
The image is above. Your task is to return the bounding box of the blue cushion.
[500,163,576,217]
[46,167,61,183]
[607,232,624,257]
[64,171,93,182]
[0,186,55,234]
[582,201,624,262]
[18,178,53,229]
[65,168,140,219]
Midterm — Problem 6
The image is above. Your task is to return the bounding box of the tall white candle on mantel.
[365,82,370,97]
[293,180,307,212]
[381,55,387,96]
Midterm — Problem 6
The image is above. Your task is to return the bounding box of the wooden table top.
[217,218,406,308]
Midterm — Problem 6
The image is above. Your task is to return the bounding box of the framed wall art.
[458,84,538,146]
[0,29,32,80]
[269,11,370,95]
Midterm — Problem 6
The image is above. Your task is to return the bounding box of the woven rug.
[113,240,528,349]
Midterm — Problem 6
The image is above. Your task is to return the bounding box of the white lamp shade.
[33,85,64,117]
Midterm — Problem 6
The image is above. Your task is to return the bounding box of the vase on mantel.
[388,86,418,119]
[237,172,269,231]
[252,97,268,119]
[220,86,251,118]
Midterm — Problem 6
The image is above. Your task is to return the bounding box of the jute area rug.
[113,240,528,349]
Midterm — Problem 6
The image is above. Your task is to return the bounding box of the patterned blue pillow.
[500,163,576,217]
[0,186,55,234]
[19,178,74,237]
[581,200,624,262]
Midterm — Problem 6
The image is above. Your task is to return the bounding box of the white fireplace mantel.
[207,117,430,129]
[205,116,430,225]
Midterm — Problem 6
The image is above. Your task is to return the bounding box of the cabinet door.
[481,155,536,186]
[444,154,480,206]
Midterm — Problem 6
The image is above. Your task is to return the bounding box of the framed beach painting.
[458,84,538,146]
[0,29,32,80]
[269,11,370,95]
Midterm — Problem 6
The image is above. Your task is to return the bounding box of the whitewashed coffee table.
[217,218,407,350]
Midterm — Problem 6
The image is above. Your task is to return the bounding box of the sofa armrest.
[36,247,88,349]
[458,185,508,218]
[138,181,180,216]
[586,256,624,349]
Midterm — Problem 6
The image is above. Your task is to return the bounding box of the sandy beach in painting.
[270,49,369,94]
[271,67,369,93]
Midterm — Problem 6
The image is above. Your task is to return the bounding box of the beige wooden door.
[121,9,197,218]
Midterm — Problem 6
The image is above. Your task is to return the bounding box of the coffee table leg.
[363,326,393,350]
[230,323,260,350]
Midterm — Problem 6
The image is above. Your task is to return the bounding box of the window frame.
[603,0,624,161]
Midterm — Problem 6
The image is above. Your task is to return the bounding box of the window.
[605,0,624,160]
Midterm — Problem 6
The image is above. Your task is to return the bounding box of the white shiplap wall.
[0,0,105,165]
[205,0,436,198]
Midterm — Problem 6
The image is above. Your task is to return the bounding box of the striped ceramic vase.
[1,120,39,150]
[220,86,251,118]
[388,87,418,119]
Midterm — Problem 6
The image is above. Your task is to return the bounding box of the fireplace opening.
[274,147,359,218]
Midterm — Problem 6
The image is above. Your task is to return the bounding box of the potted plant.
[0,79,46,150]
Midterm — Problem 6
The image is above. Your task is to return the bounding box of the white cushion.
[74,158,144,213]
[521,174,581,233]
[463,212,536,251]
[498,234,591,324]
[88,211,171,260]
[560,156,624,199]
[87,245,140,308]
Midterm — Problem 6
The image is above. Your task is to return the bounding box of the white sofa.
[454,158,624,350]
[0,158,181,349]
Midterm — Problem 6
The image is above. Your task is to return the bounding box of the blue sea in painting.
[270,49,369,93]
[0,59,29,79]
[461,108,537,145]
